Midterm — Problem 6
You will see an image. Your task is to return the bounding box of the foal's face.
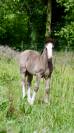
[46,42,53,59]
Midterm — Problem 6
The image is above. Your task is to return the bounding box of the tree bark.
[45,0,52,37]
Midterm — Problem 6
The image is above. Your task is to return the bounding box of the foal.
[19,39,53,105]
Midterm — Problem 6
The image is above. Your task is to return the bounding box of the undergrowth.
[0,51,74,133]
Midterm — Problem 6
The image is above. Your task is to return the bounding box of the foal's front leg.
[31,75,40,105]
[44,78,50,104]
[28,75,40,105]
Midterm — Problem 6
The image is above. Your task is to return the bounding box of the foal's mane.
[40,46,46,55]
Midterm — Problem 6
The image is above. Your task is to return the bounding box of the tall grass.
[0,50,74,133]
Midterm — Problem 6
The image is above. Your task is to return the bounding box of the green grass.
[0,52,74,133]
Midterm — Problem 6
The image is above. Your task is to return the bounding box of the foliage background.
[0,0,74,50]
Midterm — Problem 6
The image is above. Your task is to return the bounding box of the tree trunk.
[31,26,37,50]
[45,0,52,37]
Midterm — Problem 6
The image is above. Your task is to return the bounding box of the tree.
[45,0,52,37]
[54,0,74,50]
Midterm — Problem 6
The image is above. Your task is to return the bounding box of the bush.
[54,22,74,50]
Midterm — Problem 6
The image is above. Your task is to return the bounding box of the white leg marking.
[27,87,32,104]
[31,91,36,105]
[27,90,36,105]
[22,84,26,98]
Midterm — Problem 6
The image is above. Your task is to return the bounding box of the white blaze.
[46,42,53,59]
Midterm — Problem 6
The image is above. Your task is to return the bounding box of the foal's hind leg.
[21,72,27,98]
[21,73,26,98]
[20,66,27,98]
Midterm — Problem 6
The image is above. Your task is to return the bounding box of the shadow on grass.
[0,130,6,133]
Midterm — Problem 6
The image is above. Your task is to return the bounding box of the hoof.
[27,98,34,105]
[43,96,49,104]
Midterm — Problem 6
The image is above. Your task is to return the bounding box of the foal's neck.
[41,48,48,68]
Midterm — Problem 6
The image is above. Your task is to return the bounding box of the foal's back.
[20,50,40,65]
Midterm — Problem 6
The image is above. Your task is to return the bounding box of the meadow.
[0,46,74,133]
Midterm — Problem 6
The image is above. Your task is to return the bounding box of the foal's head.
[45,37,54,59]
